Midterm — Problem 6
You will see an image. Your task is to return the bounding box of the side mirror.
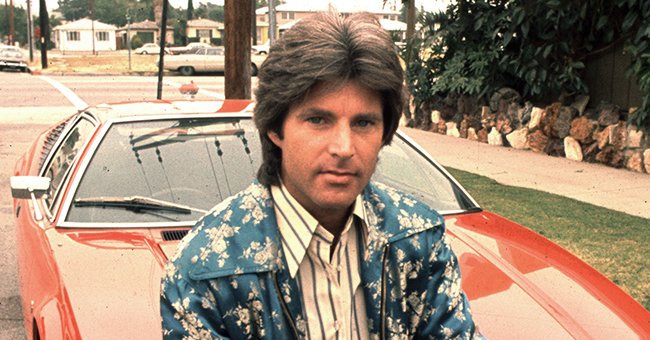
[11,176,51,199]
[10,176,51,221]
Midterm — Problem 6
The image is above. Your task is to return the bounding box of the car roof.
[82,100,254,123]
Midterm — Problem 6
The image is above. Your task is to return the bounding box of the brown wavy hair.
[253,11,405,186]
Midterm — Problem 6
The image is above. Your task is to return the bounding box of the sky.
[17,0,451,17]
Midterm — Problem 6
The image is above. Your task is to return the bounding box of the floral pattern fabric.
[161,181,482,339]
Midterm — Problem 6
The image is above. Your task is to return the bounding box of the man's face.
[268,80,384,220]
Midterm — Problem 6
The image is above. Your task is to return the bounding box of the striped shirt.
[271,184,370,340]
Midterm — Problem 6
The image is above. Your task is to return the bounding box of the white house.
[53,18,118,52]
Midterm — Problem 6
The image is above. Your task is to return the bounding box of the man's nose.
[329,125,354,158]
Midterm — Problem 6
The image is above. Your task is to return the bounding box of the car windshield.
[65,117,476,224]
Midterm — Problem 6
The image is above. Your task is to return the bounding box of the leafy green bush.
[406,0,650,128]
[130,34,144,49]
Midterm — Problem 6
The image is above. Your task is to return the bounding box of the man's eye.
[356,120,374,127]
[306,117,324,124]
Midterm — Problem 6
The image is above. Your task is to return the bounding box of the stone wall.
[424,93,650,174]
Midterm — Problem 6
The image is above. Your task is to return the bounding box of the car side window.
[43,118,95,209]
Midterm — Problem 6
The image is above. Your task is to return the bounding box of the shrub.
[406,0,650,128]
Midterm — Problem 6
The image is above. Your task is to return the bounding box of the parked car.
[134,43,170,55]
[0,45,29,72]
[10,99,650,339]
[252,42,270,55]
[168,42,212,55]
[163,47,266,76]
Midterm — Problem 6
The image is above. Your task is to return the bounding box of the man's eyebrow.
[299,108,382,119]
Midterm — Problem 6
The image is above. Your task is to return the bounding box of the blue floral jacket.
[160,181,480,339]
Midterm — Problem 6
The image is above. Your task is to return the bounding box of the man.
[161,11,481,339]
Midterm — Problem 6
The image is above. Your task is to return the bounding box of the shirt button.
[334,320,341,331]
[337,265,343,272]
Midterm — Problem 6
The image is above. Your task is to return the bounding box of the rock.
[477,128,489,143]
[552,106,577,138]
[569,116,596,143]
[597,105,621,126]
[528,106,545,130]
[627,126,644,148]
[542,102,562,137]
[595,146,625,168]
[481,106,491,119]
[429,121,439,134]
[496,113,513,134]
[459,117,470,139]
[520,102,533,127]
[582,142,600,162]
[564,136,583,161]
[571,95,590,115]
[625,151,645,173]
[490,87,521,113]
[644,149,650,173]
[506,128,529,150]
[431,110,441,124]
[488,127,503,146]
[546,138,566,157]
[467,128,479,141]
[508,102,522,129]
[596,126,612,149]
[528,130,549,153]
[446,122,460,138]
[437,120,447,135]
[610,122,627,150]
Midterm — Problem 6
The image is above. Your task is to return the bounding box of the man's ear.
[267,130,282,148]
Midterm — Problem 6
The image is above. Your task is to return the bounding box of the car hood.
[46,228,171,339]
[46,212,650,339]
[446,211,650,338]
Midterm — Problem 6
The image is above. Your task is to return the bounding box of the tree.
[405,0,650,128]
[57,0,89,21]
[0,4,27,44]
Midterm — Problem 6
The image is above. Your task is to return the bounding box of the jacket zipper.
[272,271,301,339]
[379,244,390,340]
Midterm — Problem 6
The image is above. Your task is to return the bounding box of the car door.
[204,48,225,72]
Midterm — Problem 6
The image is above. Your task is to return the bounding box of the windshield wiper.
[73,196,207,214]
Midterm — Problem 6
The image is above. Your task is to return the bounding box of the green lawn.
[446,167,650,311]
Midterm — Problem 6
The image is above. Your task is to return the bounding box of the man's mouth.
[320,170,357,184]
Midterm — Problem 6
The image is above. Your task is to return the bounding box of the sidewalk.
[403,127,650,219]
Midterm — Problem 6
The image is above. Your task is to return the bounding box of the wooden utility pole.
[39,0,48,68]
[224,0,252,99]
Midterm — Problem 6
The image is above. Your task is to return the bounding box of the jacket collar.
[187,181,443,281]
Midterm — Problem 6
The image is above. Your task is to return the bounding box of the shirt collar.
[271,183,367,278]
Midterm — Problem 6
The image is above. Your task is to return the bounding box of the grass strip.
[446,167,650,311]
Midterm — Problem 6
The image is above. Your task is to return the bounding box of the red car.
[11,100,650,339]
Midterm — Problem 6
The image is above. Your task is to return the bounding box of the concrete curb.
[404,127,650,219]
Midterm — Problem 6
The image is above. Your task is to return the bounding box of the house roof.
[117,19,172,31]
[128,20,159,30]
[53,18,117,31]
[187,18,224,29]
